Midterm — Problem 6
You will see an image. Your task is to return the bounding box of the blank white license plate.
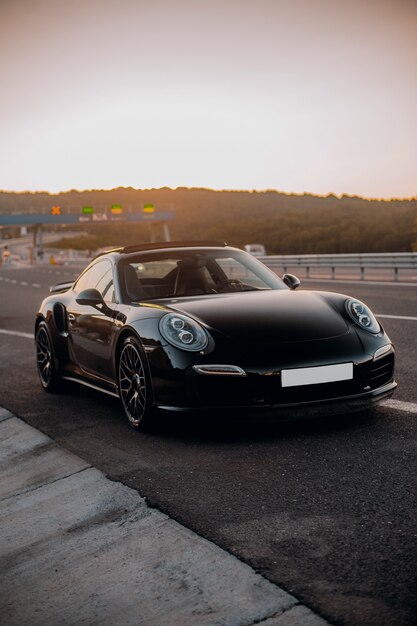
[281,363,353,388]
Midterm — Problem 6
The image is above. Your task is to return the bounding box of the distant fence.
[262,253,417,282]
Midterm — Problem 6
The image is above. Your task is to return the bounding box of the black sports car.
[35,241,396,429]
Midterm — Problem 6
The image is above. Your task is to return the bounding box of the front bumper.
[156,380,397,419]
[148,341,396,418]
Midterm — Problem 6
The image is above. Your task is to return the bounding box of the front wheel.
[118,336,153,429]
[35,321,61,392]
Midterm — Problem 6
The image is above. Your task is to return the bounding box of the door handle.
[67,313,75,322]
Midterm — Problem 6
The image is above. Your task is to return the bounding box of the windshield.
[121,248,285,302]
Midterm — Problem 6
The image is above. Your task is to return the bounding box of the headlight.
[345,299,380,333]
[159,313,209,352]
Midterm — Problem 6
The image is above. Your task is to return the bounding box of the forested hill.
[1,187,416,254]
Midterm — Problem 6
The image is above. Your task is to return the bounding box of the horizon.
[0,185,416,203]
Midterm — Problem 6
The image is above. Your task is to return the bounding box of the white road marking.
[0,329,33,339]
[0,277,38,287]
[381,399,417,414]
[376,314,417,322]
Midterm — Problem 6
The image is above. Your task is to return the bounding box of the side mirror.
[282,273,301,290]
[76,288,105,307]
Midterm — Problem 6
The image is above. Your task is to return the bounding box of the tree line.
[1,187,416,253]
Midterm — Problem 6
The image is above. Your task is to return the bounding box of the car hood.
[163,290,349,343]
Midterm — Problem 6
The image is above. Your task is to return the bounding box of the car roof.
[92,241,228,261]
[122,241,228,254]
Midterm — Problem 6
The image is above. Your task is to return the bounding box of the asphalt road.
[1,264,416,626]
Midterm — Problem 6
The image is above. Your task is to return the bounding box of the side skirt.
[60,375,120,399]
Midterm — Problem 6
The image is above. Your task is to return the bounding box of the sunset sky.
[0,0,416,198]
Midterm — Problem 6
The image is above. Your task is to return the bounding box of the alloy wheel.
[36,326,53,387]
[119,341,148,427]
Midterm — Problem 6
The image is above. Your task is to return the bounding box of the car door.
[67,259,117,381]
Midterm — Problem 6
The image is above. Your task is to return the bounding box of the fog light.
[373,344,393,360]
[192,365,247,376]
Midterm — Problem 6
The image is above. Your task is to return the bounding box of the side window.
[95,265,115,302]
[74,260,115,302]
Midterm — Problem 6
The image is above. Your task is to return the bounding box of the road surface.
[0,264,416,626]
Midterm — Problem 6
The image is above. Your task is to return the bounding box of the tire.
[118,336,153,429]
[35,321,61,392]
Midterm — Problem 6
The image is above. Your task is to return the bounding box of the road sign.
[0,211,173,225]
[51,206,61,215]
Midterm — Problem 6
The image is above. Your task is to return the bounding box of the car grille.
[254,377,362,405]
[366,353,395,390]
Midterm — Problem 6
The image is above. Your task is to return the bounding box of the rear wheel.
[35,322,61,392]
[118,336,153,429]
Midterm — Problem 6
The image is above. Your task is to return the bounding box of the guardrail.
[261,253,417,282]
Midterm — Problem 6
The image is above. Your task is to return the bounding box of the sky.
[0,0,416,198]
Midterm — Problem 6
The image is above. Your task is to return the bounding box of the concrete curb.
[0,408,330,625]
